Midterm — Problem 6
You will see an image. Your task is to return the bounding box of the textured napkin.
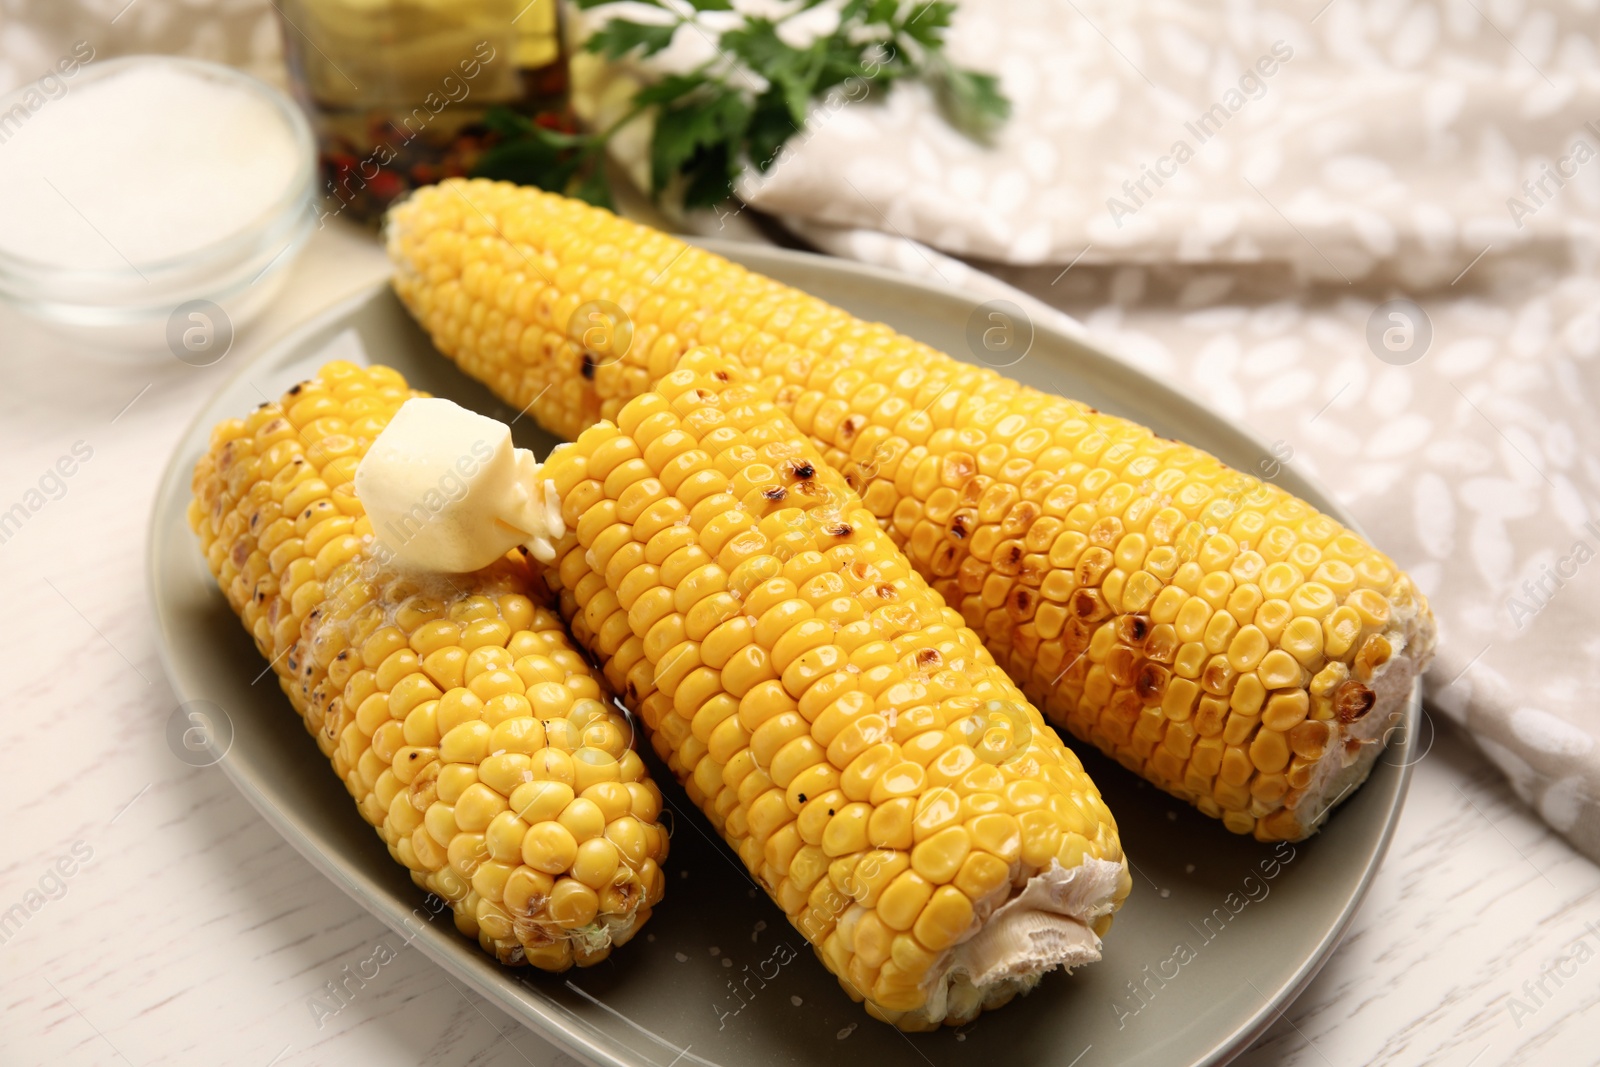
[574,0,1600,862]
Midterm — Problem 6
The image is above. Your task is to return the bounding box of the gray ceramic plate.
[149,243,1417,1067]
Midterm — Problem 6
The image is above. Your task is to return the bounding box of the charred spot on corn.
[1334,680,1376,722]
[1134,663,1167,702]
[1119,614,1151,645]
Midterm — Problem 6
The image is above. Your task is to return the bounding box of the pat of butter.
[354,397,564,573]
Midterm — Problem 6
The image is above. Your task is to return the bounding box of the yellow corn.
[188,360,668,970]
[387,179,1438,841]
[540,348,1129,1029]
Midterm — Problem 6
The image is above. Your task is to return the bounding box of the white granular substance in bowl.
[0,62,302,271]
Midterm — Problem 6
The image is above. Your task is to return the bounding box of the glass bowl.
[0,55,317,360]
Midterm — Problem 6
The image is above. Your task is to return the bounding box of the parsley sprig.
[474,0,1009,211]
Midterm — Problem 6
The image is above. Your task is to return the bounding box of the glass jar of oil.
[276,0,568,224]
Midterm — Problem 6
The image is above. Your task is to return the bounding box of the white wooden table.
[2,223,1596,1067]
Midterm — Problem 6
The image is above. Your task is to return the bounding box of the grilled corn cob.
[534,349,1129,1029]
[387,179,1437,842]
[188,360,668,969]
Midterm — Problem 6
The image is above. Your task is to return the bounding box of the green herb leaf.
[651,87,751,195]
[485,0,1010,210]
[633,72,710,107]
[483,107,600,150]
[570,163,616,209]
[719,19,794,74]
[586,18,678,59]
[474,137,579,190]
[856,0,899,25]
[482,106,535,138]
[929,60,1010,141]
[746,89,799,172]
[901,2,956,47]
[682,142,737,209]
[722,19,824,124]
[530,126,600,150]
[474,108,612,208]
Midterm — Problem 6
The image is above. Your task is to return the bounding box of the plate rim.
[147,244,1417,1067]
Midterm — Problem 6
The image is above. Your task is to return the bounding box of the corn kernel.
[1262,691,1309,732]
